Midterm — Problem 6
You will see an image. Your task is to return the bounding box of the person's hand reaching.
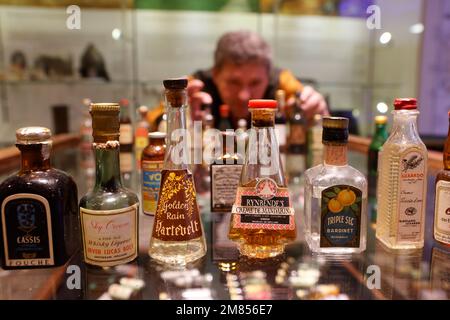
[187,79,213,121]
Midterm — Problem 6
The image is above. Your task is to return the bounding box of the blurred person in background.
[148,30,328,130]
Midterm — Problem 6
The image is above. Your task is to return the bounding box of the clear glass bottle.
[376,98,428,250]
[228,99,296,259]
[433,111,450,246]
[0,127,79,269]
[304,117,367,254]
[79,103,139,268]
[148,78,207,266]
[141,132,166,216]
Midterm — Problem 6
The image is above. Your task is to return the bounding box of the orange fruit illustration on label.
[337,189,356,207]
[328,198,343,213]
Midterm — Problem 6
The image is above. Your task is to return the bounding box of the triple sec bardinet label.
[80,204,138,267]
[434,180,450,244]
[211,164,242,212]
[152,170,203,241]
[396,150,427,243]
[232,178,295,230]
[320,185,362,248]
[1,193,54,267]
[142,160,164,215]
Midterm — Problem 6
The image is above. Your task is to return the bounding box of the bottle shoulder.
[0,168,77,198]
[80,187,139,211]
[305,164,367,189]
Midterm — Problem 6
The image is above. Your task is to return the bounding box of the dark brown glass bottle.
[434,112,450,246]
[0,127,79,269]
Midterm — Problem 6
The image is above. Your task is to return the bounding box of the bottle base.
[148,238,206,266]
[237,243,285,259]
[306,233,366,254]
[375,235,424,250]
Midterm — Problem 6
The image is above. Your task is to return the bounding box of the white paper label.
[275,124,287,147]
[80,204,138,267]
[120,152,133,172]
[120,124,133,145]
[396,150,427,243]
[434,180,450,244]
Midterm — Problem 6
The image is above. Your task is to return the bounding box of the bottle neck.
[374,123,388,138]
[391,110,420,140]
[94,142,122,190]
[165,104,191,170]
[323,143,348,166]
[19,144,51,172]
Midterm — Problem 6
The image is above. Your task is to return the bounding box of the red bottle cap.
[394,98,417,110]
[248,99,277,109]
[219,104,230,117]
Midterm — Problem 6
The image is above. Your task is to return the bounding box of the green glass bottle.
[368,115,388,224]
[79,103,139,268]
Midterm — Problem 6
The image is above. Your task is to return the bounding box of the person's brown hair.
[213,30,272,73]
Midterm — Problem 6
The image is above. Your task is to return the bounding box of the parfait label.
[232,178,295,230]
[211,164,242,212]
[80,204,138,267]
[320,185,362,248]
[396,150,427,243]
[152,170,203,241]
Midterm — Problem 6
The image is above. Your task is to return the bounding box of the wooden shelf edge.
[0,133,81,175]
[349,134,443,171]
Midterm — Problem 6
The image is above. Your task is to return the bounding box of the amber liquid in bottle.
[229,100,296,259]
[434,112,450,246]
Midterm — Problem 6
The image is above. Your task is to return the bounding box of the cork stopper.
[90,103,120,143]
[16,127,51,145]
[163,78,188,108]
[322,117,349,143]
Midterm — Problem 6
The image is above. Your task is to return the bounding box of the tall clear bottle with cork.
[228,99,296,259]
[376,98,428,250]
[304,117,367,254]
[148,78,206,266]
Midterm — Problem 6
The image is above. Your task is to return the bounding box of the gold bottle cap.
[322,117,349,129]
[375,115,388,125]
[16,127,52,144]
[90,103,120,143]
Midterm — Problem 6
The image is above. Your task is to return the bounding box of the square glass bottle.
[304,117,367,254]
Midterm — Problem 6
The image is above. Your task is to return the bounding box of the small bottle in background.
[218,104,233,131]
[119,98,134,187]
[287,91,307,180]
[275,90,288,171]
[367,115,388,224]
[141,132,166,216]
[135,105,150,169]
[307,114,323,169]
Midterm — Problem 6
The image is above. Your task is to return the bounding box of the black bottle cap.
[163,78,188,90]
[322,117,349,143]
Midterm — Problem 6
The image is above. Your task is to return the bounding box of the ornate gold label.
[152,170,203,241]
